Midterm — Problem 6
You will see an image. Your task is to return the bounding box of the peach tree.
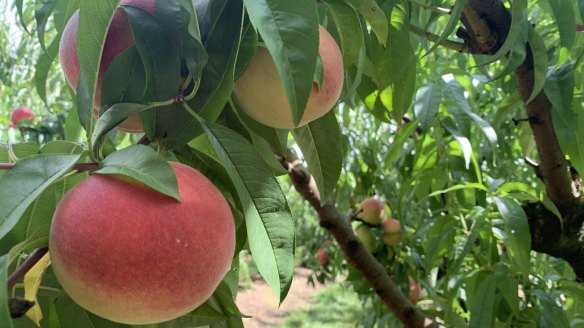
[1,0,584,327]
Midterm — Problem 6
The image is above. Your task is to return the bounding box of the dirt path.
[236,267,326,327]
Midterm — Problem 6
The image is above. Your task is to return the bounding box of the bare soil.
[236,267,326,327]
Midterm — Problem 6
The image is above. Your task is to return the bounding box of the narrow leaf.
[344,0,387,45]
[0,154,80,240]
[469,275,498,328]
[200,122,294,303]
[414,83,442,130]
[292,111,343,201]
[494,197,532,280]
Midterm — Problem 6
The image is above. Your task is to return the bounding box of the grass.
[279,283,368,328]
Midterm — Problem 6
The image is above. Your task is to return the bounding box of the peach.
[233,25,344,129]
[49,162,235,324]
[409,276,422,302]
[59,0,156,133]
[382,218,403,246]
[9,107,34,128]
[359,198,384,225]
[317,248,329,265]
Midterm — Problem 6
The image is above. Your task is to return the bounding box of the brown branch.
[6,247,48,319]
[409,25,471,53]
[278,156,437,328]
[7,247,49,291]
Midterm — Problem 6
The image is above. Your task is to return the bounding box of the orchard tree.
[1,0,584,327]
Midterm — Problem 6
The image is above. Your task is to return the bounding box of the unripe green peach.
[355,224,376,252]
[382,218,403,246]
[358,198,384,225]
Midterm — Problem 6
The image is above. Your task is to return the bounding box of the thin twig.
[409,0,452,15]
[7,247,49,291]
[409,24,470,53]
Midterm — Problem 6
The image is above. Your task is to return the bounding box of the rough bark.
[458,0,584,279]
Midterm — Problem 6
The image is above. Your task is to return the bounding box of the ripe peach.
[59,0,156,133]
[49,162,235,324]
[233,26,344,129]
[382,218,403,246]
[409,276,422,302]
[317,248,329,265]
[9,107,34,128]
[359,198,384,225]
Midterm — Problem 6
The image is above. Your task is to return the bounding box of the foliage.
[1,0,584,327]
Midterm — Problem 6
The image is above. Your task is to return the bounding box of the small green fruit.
[355,224,376,252]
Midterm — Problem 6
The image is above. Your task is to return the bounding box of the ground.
[236,267,327,327]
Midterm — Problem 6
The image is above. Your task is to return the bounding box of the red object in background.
[317,248,329,265]
[577,24,584,32]
[9,107,34,128]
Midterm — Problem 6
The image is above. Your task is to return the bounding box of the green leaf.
[236,108,288,155]
[241,0,319,126]
[91,103,149,155]
[547,0,576,50]
[292,111,343,201]
[545,62,576,159]
[325,0,363,67]
[469,274,497,328]
[526,27,548,104]
[0,254,13,328]
[96,145,180,201]
[124,4,182,101]
[414,82,442,130]
[53,294,127,328]
[344,0,387,46]
[494,197,532,280]
[9,142,40,160]
[35,0,57,52]
[383,120,418,166]
[0,154,80,240]
[39,141,85,154]
[34,37,60,107]
[200,122,294,303]
[100,45,147,107]
[167,0,245,148]
[374,1,416,122]
[441,117,472,168]
[76,0,119,129]
[423,0,467,56]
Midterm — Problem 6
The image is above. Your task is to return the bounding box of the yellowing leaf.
[23,252,51,326]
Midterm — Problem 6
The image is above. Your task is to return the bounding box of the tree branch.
[460,0,579,211]
[279,156,437,328]
[7,247,49,291]
[409,25,470,53]
[6,247,48,319]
